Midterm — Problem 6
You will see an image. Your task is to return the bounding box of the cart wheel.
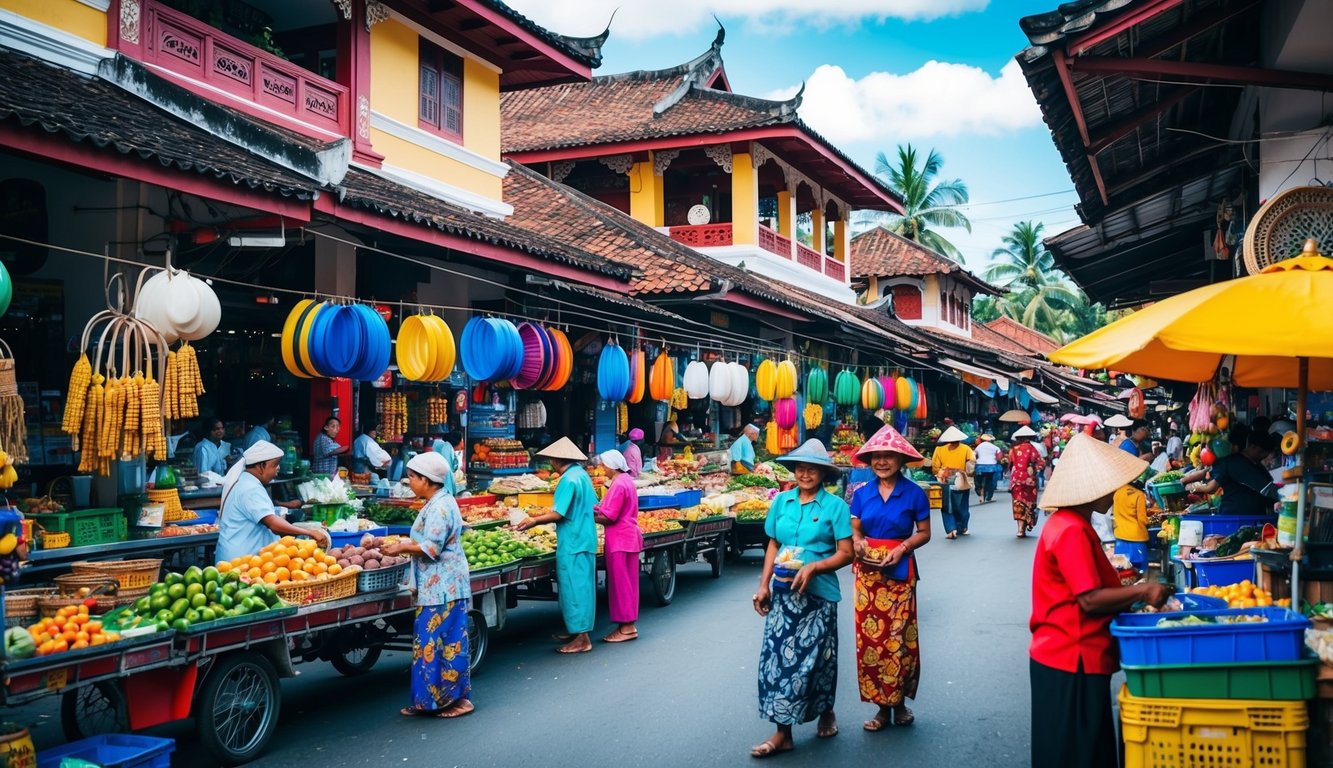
[708,534,725,579]
[651,550,676,606]
[330,632,384,677]
[197,653,281,766]
[466,609,488,673]
[61,681,128,741]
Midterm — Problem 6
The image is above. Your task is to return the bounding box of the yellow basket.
[273,566,359,606]
[40,531,69,549]
[70,559,163,591]
[1120,686,1307,768]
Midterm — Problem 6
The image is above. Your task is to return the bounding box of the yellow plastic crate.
[1120,686,1307,768]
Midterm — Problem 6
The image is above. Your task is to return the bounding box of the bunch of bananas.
[670,387,689,409]
[163,342,204,421]
[0,448,18,489]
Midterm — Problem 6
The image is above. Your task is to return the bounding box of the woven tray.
[53,573,119,597]
[273,566,359,606]
[39,593,119,617]
[70,559,163,591]
[5,587,56,618]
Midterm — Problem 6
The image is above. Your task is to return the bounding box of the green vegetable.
[727,475,778,490]
[4,626,35,659]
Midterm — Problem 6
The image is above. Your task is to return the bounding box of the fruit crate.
[638,494,680,510]
[1111,607,1311,665]
[356,562,409,593]
[328,527,388,550]
[28,508,127,547]
[1174,556,1256,588]
[37,734,175,768]
[1177,513,1276,539]
[1119,686,1307,768]
[273,567,358,606]
[1122,657,1317,700]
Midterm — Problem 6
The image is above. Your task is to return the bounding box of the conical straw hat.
[1011,425,1038,440]
[937,426,968,443]
[857,424,923,461]
[1038,433,1147,510]
[536,436,587,462]
[1104,414,1134,428]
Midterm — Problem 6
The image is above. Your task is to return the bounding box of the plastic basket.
[1175,557,1256,588]
[37,734,175,768]
[1178,513,1276,539]
[673,490,703,508]
[71,559,163,591]
[356,562,409,593]
[328,527,388,551]
[1119,686,1307,768]
[638,494,680,510]
[1111,607,1311,665]
[1122,657,1317,700]
[273,566,358,606]
[62,508,127,547]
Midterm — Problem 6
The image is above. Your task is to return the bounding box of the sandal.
[400,707,436,717]
[437,700,474,718]
[945,531,957,540]
[816,714,838,738]
[750,738,793,759]
[603,631,638,643]
[864,709,892,732]
[893,706,915,726]
[551,633,574,643]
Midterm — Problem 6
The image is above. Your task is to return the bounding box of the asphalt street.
[13,491,1042,767]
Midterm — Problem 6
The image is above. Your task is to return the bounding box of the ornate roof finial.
[712,17,726,49]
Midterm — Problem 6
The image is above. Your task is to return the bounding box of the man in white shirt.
[352,423,392,473]
[973,434,1003,503]
[1165,429,1184,461]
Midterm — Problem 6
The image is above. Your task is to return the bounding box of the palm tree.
[870,145,972,263]
[984,221,1083,335]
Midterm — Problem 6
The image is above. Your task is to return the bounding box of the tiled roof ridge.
[852,226,957,271]
[481,0,608,67]
[987,315,1059,347]
[595,26,726,87]
[683,86,802,122]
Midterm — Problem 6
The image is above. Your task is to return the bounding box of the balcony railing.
[758,224,793,261]
[667,223,734,247]
[136,0,348,137]
[824,256,847,282]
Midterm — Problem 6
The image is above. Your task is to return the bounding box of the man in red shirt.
[1029,433,1170,768]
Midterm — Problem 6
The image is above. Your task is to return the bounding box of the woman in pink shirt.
[595,450,643,643]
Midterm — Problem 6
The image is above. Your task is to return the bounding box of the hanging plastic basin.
[546,328,574,390]
[349,304,391,381]
[309,303,363,378]
[280,298,316,378]
[396,315,432,381]
[423,315,455,381]
[490,318,525,381]
[598,342,630,401]
[292,300,326,378]
[511,322,548,390]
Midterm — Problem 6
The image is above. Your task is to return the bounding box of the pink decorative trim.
[668,223,733,247]
[824,256,847,283]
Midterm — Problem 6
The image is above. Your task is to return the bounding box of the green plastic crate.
[1122,657,1317,700]
[67,508,128,547]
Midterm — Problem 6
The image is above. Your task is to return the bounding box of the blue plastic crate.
[1111,607,1310,666]
[673,489,703,508]
[190,508,218,525]
[38,734,175,768]
[1178,513,1275,538]
[638,495,680,510]
[328,526,388,550]
[1174,556,1256,588]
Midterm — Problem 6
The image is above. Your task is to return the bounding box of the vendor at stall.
[620,429,644,478]
[217,441,329,563]
[312,416,346,475]
[1182,425,1280,515]
[352,423,392,474]
[730,424,760,474]
[193,417,230,476]
[240,415,274,452]
[516,437,597,654]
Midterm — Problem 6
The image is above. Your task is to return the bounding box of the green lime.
[171,598,189,618]
[204,580,218,596]
[155,609,174,625]
[186,583,203,598]
[133,597,150,613]
[184,566,203,585]
[167,583,186,601]
[202,566,220,583]
[190,593,207,609]
[171,618,190,632]
[185,609,200,623]
[164,573,183,587]
[199,608,217,622]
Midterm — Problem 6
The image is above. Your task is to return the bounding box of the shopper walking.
[750,439,852,758]
[972,433,1002,503]
[1029,433,1169,768]
[594,449,642,643]
[931,426,974,538]
[383,452,473,719]
[516,437,597,654]
[849,425,930,732]
[1007,426,1045,538]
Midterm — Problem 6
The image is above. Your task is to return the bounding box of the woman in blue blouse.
[850,425,932,732]
[382,452,473,718]
[750,439,853,758]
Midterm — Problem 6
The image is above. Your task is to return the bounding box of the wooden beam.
[457,19,488,31]
[1052,49,1091,146]
[1087,86,1198,154]
[1087,153,1110,207]
[1066,0,1185,55]
[1129,0,1266,61]
[1070,56,1333,92]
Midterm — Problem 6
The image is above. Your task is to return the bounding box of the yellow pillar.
[776,190,795,239]
[868,276,880,302]
[629,157,664,227]
[731,152,758,246]
[834,216,849,264]
[811,207,825,253]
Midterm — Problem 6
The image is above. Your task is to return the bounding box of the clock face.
[687,204,711,225]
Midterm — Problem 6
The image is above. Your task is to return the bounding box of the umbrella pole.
[1292,357,1309,602]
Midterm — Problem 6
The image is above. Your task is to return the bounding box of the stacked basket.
[1110,604,1314,767]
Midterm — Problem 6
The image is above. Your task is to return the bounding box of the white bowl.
[164,271,201,329]
[179,276,221,340]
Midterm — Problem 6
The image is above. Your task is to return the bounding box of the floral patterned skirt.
[757,590,839,725]
[853,563,920,707]
[410,600,470,712]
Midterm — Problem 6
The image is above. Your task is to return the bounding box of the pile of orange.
[1192,580,1291,609]
[219,536,345,585]
[27,604,121,655]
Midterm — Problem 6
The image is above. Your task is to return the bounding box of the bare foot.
[557,634,592,653]
[437,700,474,718]
[816,711,838,738]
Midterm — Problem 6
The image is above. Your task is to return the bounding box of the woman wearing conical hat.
[930,426,974,539]
[1007,426,1045,538]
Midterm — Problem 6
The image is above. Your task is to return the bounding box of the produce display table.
[23,533,218,579]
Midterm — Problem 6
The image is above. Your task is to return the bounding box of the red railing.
[667,223,733,247]
[758,224,793,260]
[137,0,348,136]
[824,256,847,282]
[796,243,822,271]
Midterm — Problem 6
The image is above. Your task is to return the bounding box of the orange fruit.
[75,631,90,643]
[263,572,279,584]
[274,567,290,582]
[218,562,232,573]
[314,562,328,575]
[247,567,262,580]
[303,561,317,574]
[90,635,106,646]
[51,639,68,654]
[261,561,277,574]
[85,621,102,633]
[328,563,342,576]
[291,570,310,581]
[274,553,291,567]
[322,555,336,566]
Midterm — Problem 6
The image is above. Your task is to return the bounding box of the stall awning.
[942,357,1011,395]
[1025,385,1060,405]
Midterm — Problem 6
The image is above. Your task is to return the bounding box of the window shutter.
[441,73,462,136]
[420,64,439,128]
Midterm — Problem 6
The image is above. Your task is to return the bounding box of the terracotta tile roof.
[921,323,1038,361]
[0,51,320,200]
[985,316,1059,355]
[850,227,997,295]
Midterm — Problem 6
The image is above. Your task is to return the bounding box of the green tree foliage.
[867,145,972,263]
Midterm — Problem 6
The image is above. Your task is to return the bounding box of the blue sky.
[506,0,1083,272]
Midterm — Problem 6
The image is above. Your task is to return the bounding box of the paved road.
[15,492,1041,766]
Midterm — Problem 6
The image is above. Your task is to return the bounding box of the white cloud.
[503,0,989,40]
[769,59,1043,143]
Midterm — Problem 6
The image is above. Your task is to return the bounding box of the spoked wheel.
[650,550,677,606]
[708,534,725,579]
[466,610,488,673]
[61,681,128,741]
[197,654,281,766]
[330,628,384,676]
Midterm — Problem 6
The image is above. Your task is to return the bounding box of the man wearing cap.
[217,440,329,563]
[620,429,644,478]
[930,426,974,539]
[516,438,597,654]
[730,424,760,475]
[1029,434,1170,768]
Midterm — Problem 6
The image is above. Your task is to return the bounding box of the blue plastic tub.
[1178,513,1275,538]
[191,508,218,525]
[673,489,703,508]
[1174,557,1256,588]
[385,525,412,536]
[328,526,388,550]
[38,734,175,768]
[1111,607,1310,666]
[1175,593,1228,611]
[638,494,680,510]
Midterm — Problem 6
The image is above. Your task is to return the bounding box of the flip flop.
[750,739,793,759]
[437,701,474,718]
[556,643,592,654]
[863,712,891,732]
[893,707,915,726]
[400,707,436,717]
[603,632,638,643]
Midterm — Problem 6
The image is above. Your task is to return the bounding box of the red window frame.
[891,284,922,320]
[419,39,463,141]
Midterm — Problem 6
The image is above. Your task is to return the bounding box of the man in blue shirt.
[239,415,273,452]
[1119,421,1149,457]
[217,441,328,563]
[730,424,759,474]
[193,418,229,476]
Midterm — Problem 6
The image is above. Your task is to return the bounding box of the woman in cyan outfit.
[750,439,853,759]
[594,449,642,643]
[382,452,473,718]
[516,437,597,654]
